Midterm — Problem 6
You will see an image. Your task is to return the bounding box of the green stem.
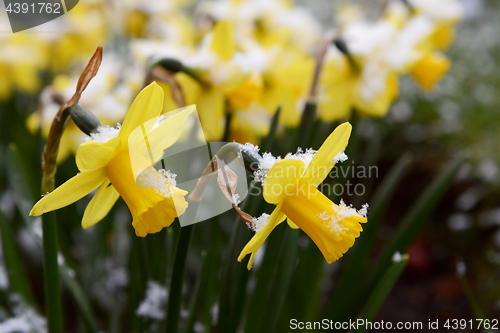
[42,212,63,333]
[166,224,194,333]
[297,102,317,149]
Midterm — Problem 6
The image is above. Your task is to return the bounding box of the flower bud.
[333,37,350,56]
[66,105,101,136]
[156,58,184,73]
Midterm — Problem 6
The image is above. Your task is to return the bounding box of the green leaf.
[457,260,485,320]
[184,223,221,333]
[354,254,409,333]
[325,153,413,321]
[6,143,98,332]
[6,144,39,228]
[369,156,465,291]
[0,209,37,306]
[262,228,299,333]
[166,224,194,333]
[42,212,63,333]
[284,239,324,324]
[261,106,281,152]
[243,224,286,333]
[297,102,316,149]
[59,265,99,333]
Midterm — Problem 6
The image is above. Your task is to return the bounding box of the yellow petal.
[354,73,399,118]
[318,80,355,122]
[261,87,300,127]
[225,72,263,109]
[76,138,120,172]
[411,53,451,91]
[211,19,234,61]
[197,88,225,141]
[127,106,197,179]
[30,169,107,216]
[282,182,367,264]
[137,105,197,158]
[263,159,305,204]
[119,82,164,142]
[82,179,120,229]
[432,24,455,51]
[175,72,201,105]
[25,112,42,135]
[287,218,299,229]
[302,122,352,188]
[237,204,287,270]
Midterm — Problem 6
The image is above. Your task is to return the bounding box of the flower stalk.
[38,46,103,332]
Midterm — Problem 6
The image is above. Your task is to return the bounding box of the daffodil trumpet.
[238,122,368,269]
[31,82,196,237]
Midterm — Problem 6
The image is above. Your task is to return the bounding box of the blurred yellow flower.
[318,49,399,121]
[410,52,451,91]
[49,2,108,72]
[238,123,368,269]
[0,34,48,100]
[30,83,194,237]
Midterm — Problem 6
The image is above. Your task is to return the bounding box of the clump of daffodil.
[26,54,143,163]
[228,44,314,144]
[137,19,263,141]
[30,83,195,237]
[318,34,399,121]
[132,6,315,144]
[318,0,462,122]
[197,0,322,54]
[383,0,462,91]
[238,123,368,269]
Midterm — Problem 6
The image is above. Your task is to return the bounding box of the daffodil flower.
[238,123,368,269]
[30,82,195,237]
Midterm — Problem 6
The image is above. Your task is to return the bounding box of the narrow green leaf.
[284,239,324,323]
[297,102,316,149]
[166,224,194,333]
[368,156,465,292]
[218,197,254,333]
[0,210,37,306]
[243,224,287,333]
[6,143,98,332]
[325,153,413,321]
[261,106,281,152]
[59,265,99,333]
[6,144,39,228]
[42,212,63,333]
[354,254,409,333]
[262,228,300,333]
[457,260,485,320]
[184,224,221,333]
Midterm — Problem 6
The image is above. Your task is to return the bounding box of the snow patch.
[86,124,121,143]
[250,213,270,233]
[136,281,168,321]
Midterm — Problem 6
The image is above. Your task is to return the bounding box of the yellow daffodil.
[238,123,368,269]
[30,83,195,237]
[318,50,399,121]
[160,19,260,141]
